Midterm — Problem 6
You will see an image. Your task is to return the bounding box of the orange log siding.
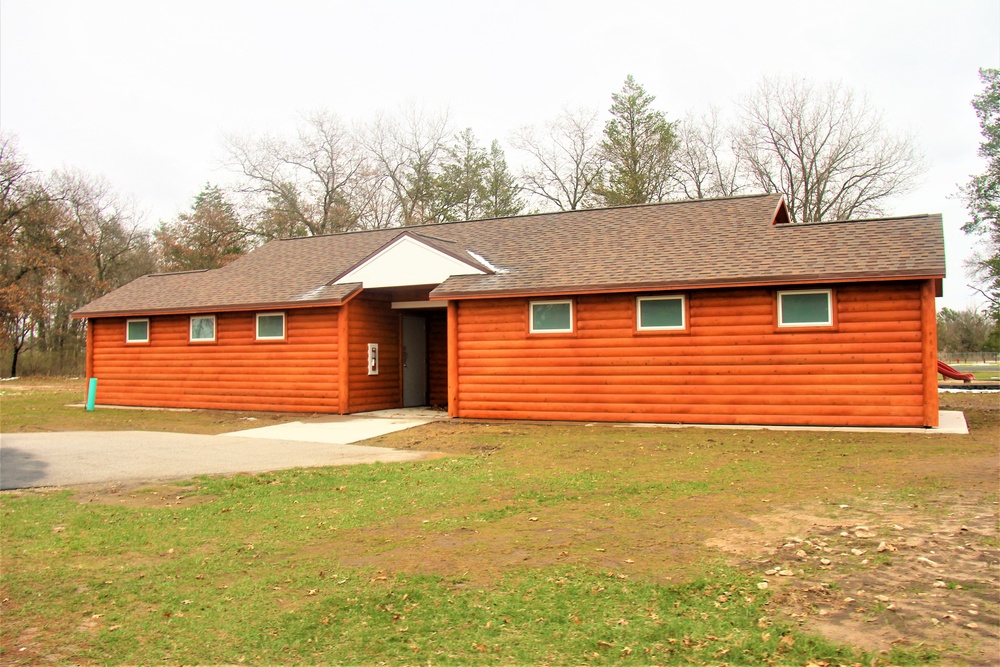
[346,294,402,413]
[448,300,459,417]
[427,311,448,407]
[454,282,931,427]
[90,307,340,412]
[87,280,937,427]
[85,319,95,379]
[920,279,940,427]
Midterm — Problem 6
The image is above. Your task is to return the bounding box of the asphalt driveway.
[0,415,436,490]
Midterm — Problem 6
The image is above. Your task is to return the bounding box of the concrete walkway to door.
[216,408,448,444]
[0,411,442,490]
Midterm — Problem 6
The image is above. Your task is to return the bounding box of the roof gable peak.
[332,232,490,289]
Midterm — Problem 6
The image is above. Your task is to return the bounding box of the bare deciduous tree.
[225,111,375,238]
[671,108,743,200]
[511,107,602,211]
[364,106,451,226]
[352,174,401,230]
[53,169,151,295]
[48,170,154,373]
[733,77,925,223]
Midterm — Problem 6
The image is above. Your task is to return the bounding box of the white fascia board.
[335,235,486,289]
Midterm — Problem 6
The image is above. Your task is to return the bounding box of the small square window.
[530,301,573,333]
[778,290,833,327]
[256,312,285,340]
[190,315,216,342]
[126,319,149,343]
[637,296,686,331]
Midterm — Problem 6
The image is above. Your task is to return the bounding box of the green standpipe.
[86,378,97,411]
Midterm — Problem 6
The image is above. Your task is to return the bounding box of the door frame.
[401,314,428,407]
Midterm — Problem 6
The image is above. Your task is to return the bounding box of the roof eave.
[431,271,946,301]
[72,284,364,319]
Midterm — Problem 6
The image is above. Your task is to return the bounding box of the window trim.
[529,299,574,334]
[189,315,217,342]
[125,318,149,344]
[636,295,687,332]
[255,312,286,341]
[776,289,834,328]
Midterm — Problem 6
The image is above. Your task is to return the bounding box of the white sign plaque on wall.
[367,343,379,376]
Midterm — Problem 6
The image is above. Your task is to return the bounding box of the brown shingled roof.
[73,194,946,317]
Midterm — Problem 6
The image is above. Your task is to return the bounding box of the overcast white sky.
[2,0,998,310]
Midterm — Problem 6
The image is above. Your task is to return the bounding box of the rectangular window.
[190,315,216,342]
[530,300,573,333]
[777,290,833,327]
[126,319,149,343]
[637,296,686,331]
[256,312,285,340]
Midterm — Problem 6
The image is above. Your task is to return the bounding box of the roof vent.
[771,198,791,225]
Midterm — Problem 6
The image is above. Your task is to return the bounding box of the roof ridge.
[570,192,778,214]
[272,193,783,243]
[147,269,210,277]
[407,230,461,245]
[781,213,934,228]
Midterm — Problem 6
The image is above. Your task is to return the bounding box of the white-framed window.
[529,300,573,333]
[777,289,833,327]
[126,318,149,343]
[256,312,286,340]
[189,315,216,342]
[637,295,686,331]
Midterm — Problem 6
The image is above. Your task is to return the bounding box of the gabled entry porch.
[336,287,449,414]
[330,228,490,415]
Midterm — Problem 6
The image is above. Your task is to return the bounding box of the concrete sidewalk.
[218,413,435,444]
[615,410,969,435]
[1,420,436,490]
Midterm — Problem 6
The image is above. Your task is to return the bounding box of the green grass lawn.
[2,380,998,665]
[0,377,322,434]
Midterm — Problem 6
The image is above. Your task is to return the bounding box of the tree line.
[937,306,998,356]
[1,152,157,376]
[960,68,1000,349]
[2,72,993,376]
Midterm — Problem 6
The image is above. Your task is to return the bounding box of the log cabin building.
[72,194,947,428]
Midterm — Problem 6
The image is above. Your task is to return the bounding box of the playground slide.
[937,360,975,383]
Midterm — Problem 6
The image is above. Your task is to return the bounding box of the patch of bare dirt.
[0,377,82,393]
[707,493,1000,666]
[72,482,216,509]
[295,503,706,587]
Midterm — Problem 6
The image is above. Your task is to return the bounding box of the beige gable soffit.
[332,231,491,289]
